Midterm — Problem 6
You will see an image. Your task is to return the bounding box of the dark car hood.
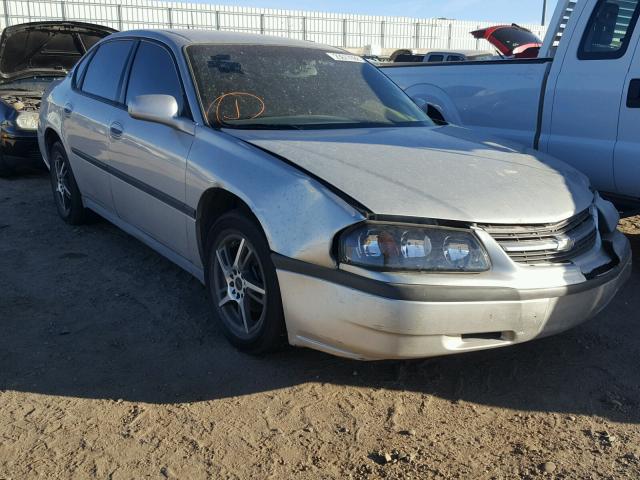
[0,21,116,81]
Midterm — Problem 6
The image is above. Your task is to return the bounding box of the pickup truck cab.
[382,0,640,211]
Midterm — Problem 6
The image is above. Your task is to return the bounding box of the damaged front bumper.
[274,230,632,360]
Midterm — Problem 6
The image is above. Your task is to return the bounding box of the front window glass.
[187,45,432,129]
[126,41,185,115]
[427,54,445,62]
[580,0,640,58]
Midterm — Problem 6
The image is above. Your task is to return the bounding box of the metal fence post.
[380,20,385,49]
[259,13,264,35]
[302,16,307,41]
[116,4,123,31]
[447,22,452,49]
[342,18,347,47]
[2,0,8,28]
[167,7,173,28]
[215,10,220,30]
[414,22,420,49]
[60,0,66,20]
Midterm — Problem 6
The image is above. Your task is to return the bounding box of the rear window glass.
[492,28,541,50]
[82,40,134,102]
[579,0,640,59]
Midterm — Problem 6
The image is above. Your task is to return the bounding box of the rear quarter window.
[81,40,134,102]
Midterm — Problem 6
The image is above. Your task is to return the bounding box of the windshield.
[492,28,541,50]
[186,44,433,129]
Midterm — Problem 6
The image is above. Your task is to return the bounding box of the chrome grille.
[479,209,598,265]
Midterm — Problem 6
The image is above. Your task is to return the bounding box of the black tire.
[49,141,86,225]
[0,152,15,177]
[205,211,286,354]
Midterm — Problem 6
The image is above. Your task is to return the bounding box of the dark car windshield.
[186,44,433,129]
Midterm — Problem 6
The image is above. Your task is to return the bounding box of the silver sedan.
[38,30,631,360]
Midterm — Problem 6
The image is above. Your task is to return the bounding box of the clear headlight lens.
[16,112,39,130]
[339,223,490,272]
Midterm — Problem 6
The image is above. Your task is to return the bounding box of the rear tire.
[49,141,86,225]
[205,211,286,354]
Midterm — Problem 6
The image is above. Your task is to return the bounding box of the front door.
[545,0,640,193]
[108,40,195,258]
[614,0,640,197]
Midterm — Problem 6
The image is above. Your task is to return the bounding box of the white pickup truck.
[382,0,640,210]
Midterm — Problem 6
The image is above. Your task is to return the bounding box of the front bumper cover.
[274,231,632,360]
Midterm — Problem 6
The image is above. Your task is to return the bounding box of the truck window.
[447,55,464,62]
[579,0,640,60]
[427,54,445,62]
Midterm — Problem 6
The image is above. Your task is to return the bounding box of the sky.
[191,0,560,25]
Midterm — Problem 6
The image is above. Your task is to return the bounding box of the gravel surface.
[1,173,639,479]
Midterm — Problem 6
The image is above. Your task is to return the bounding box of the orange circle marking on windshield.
[209,92,266,124]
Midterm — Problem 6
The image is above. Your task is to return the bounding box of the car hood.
[226,125,593,225]
[0,21,116,81]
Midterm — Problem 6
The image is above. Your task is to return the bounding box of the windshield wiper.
[220,123,302,131]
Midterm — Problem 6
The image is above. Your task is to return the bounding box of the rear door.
[108,40,195,258]
[614,4,640,198]
[545,0,640,193]
[66,39,135,212]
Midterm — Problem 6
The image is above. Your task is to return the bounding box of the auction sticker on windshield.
[326,52,365,63]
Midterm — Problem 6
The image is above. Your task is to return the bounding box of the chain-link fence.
[0,0,547,54]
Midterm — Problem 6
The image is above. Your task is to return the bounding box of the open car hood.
[471,24,542,58]
[0,21,116,81]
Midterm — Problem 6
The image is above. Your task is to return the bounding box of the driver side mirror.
[128,94,195,135]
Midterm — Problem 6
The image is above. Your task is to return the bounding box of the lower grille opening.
[461,332,504,341]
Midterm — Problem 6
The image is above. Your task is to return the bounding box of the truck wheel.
[49,141,86,225]
[205,211,287,354]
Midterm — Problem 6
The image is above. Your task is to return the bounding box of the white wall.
[0,0,547,53]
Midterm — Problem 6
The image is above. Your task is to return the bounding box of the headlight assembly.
[16,111,39,130]
[339,222,490,272]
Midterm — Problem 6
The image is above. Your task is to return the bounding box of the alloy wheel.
[53,151,72,215]
[213,233,268,339]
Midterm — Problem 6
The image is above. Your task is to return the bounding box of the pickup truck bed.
[381,58,551,148]
[380,0,640,208]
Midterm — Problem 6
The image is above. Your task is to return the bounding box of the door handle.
[627,79,640,108]
[63,103,73,117]
[109,122,123,139]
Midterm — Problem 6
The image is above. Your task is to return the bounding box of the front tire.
[49,141,86,225]
[205,211,286,354]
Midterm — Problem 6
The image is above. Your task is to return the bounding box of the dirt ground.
[1,173,639,480]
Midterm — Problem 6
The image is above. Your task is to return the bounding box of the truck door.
[545,0,640,193]
[614,3,640,198]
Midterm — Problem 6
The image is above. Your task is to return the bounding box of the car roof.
[107,29,341,51]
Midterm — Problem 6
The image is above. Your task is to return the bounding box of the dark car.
[0,21,116,176]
